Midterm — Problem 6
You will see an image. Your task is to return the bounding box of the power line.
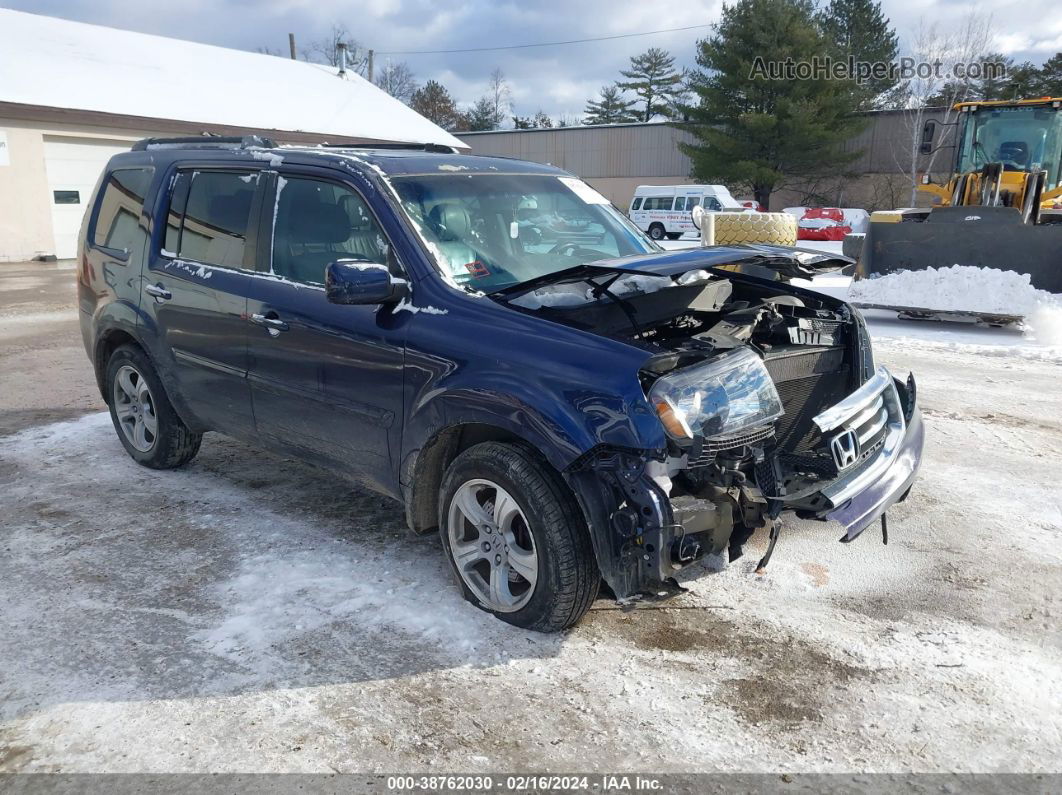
[376,23,712,56]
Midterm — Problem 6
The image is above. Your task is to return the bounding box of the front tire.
[105,344,202,469]
[439,442,599,632]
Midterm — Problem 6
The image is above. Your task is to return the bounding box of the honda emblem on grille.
[830,428,861,470]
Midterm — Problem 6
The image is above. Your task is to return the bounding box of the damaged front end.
[509,256,924,603]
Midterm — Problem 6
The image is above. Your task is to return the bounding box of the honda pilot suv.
[79,136,923,632]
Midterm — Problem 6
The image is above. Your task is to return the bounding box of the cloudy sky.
[6,0,1062,120]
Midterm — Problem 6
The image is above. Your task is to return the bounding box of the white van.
[628,184,745,240]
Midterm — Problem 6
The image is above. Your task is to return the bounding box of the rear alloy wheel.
[113,365,158,453]
[648,223,665,240]
[105,344,202,469]
[440,442,599,632]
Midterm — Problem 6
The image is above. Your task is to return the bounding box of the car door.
[141,167,264,436]
[245,169,407,495]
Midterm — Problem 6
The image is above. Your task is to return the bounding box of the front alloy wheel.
[439,442,599,632]
[447,479,538,612]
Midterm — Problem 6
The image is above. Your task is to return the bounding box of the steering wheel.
[548,241,583,256]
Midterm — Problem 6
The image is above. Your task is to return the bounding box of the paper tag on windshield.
[558,177,609,205]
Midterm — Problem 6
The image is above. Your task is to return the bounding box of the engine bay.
[501,265,865,569]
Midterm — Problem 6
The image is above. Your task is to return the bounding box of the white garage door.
[43,136,132,259]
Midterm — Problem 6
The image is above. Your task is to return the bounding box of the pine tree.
[1039,52,1062,96]
[584,85,639,125]
[680,0,865,209]
[618,48,686,121]
[465,97,499,131]
[532,110,554,128]
[818,0,899,108]
[410,80,466,131]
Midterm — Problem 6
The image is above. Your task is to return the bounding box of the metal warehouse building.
[0,9,461,262]
[459,110,943,211]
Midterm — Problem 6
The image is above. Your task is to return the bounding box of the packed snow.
[848,265,1062,347]
[2,258,1062,774]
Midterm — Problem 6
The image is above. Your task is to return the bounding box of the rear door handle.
[144,283,171,301]
[250,313,290,333]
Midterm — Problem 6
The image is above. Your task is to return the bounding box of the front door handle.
[251,312,290,334]
[144,283,171,301]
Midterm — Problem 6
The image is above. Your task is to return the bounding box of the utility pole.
[288,33,296,60]
[367,49,374,83]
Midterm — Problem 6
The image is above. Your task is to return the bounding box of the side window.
[177,171,259,269]
[631,197,642,211]
[272,176,394,285]
[706,197,722,211]
[663,198,675,211]
[93,168,153,256]
[675,197,686,211]
[688,197,701,209]
[163,171,191,255]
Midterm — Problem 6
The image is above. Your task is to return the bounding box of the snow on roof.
[0,9,465,150]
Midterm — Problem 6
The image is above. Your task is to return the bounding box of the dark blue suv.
[79,136,923,631]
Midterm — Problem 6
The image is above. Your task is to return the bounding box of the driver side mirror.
[920,120,937,154]
[325,259,409,305]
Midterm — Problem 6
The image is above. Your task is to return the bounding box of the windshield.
[390,174,657,291]
[956,105,1062,189]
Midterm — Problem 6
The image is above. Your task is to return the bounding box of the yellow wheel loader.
[850,97,1062,323]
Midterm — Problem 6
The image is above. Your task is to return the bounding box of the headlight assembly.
[648,347,784,442]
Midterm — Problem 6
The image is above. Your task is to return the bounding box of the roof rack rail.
[317,142,459,154]
[131,135,278,151]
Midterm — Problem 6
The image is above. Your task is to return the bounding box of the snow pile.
[849,265,1062,345]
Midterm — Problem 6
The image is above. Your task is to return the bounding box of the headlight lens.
[648,348,784,441]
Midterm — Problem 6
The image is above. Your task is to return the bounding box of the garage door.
[43,136,132,259]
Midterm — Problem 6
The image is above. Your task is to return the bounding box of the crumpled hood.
[595,244,853,281]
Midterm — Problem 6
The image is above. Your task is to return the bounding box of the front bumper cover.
[565,368,923,602]
[813,368,923,540]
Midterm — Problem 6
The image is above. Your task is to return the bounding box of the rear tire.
[439,442,599,632]
[648,223,665,240]
[105,344,202,469]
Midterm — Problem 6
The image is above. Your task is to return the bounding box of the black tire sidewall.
[648,223,665,240]
[439,443,597,631]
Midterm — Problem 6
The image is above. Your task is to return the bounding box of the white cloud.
[8,0,1060,122]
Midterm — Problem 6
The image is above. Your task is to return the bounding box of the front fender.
[403,381,666,478]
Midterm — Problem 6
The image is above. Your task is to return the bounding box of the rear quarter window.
[631,198,642,210]
[93,168,154,254]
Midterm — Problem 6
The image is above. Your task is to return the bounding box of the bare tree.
[487,68,512,127]
[375,61,418,104]
[307,23,368,75]
[897,14,992,204]
[255,45,283,57]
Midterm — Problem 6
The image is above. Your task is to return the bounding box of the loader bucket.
[855,206,1062,295]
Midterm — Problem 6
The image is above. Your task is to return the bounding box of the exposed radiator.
[764,345,851,453]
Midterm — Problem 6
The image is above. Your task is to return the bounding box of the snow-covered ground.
[1,260,1060,774]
